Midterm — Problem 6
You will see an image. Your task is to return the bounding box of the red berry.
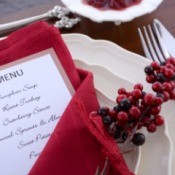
[140,105,146,112]
[150,106,161,115]
[141,116,151,126]
[134,83,143,90]
[129,106,141,119]
[154,115,164,126]
[116,94,127,103]
[146,75,156,83]
[117,111,129,123]
[151,61,160,70]
[128,96,135,104]
[143,93,155,105]
[170,81,175,88]
[147,123,157,132]
[169,91,175,100]
[165,63,174,69]
[167,58,175,65]
[152,82,163,92]
[126,92,132,97]
[163,91,170,102]
[109,110,117,120]
[160,66,166,74]
[132,89,142,99]
[118,88,126,95]
[163,82,172,92]
[154,97,163,105]
[164,68,174,78]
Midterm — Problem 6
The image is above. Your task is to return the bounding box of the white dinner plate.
[75,59,141,173]
[62,33,173,175]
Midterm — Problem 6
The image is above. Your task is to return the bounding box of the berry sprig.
[145,58,175,101]
[96,83,164,146]
[91,58,175,147]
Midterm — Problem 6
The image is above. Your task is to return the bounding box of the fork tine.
[138,28,153,60]
[143,26,159,62]
[138,25,168,63]
[147,25,165,62]
[153,22,171,59]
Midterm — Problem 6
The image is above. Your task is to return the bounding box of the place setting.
[0,0,174,175]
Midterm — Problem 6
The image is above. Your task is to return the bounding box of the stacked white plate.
[63,33,173,175]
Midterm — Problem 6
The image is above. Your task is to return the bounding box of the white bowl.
[61,0,163,24]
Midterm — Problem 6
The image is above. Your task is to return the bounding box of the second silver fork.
[138,22,170,63]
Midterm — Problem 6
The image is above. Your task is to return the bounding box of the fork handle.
[0,13,49,32]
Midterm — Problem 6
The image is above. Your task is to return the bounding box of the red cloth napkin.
[0,22,81,90]
[0,22,134,175]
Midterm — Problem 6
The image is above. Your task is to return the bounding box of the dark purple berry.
[157,73,166,82]
[144,66,154,75]
[119,98,131,110]
[113,105,121,112]
[132,133,145,146]
[102,115,112,125]
[98,107,109,116]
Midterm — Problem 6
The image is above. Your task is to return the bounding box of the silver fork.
[138,23,170,63]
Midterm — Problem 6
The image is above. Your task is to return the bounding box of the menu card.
[0,49,74,174]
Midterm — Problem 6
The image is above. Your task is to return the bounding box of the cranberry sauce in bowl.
[83,0,142,10]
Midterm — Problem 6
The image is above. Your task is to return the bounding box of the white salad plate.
[62,33,173,175]
[61,0,163,24]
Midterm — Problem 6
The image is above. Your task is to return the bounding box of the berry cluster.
[145,58,175,101]
[97,83,164,146]
[91,58,175,147]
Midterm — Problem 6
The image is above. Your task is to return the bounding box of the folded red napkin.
[0,22,134,175]
[0,22,81,90]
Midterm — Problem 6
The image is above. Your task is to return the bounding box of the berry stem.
[120,136,132,153]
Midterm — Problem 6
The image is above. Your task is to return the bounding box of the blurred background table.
[0,0,174,57]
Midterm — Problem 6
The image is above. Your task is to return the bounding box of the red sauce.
[83,0,142,11]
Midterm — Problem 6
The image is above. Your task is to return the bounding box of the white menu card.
[0,49,74,174]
